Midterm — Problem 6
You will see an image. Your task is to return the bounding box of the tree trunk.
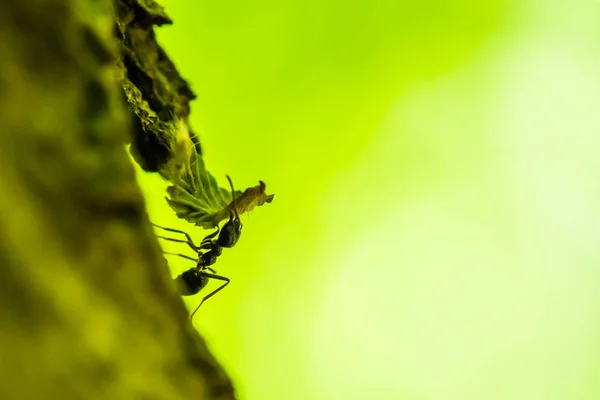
[0,0,235,399]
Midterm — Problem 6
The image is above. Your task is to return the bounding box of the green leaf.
[166,152,274,229]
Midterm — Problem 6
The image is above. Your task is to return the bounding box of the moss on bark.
[115,0,201,179]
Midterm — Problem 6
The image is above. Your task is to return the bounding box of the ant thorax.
[199,247,221,267]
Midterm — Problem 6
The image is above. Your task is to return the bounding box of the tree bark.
[0,1,235,399]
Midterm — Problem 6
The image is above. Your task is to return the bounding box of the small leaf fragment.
[214,180,275,223]
[165,153,274,229]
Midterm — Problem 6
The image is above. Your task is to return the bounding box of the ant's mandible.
[152,175,242,320]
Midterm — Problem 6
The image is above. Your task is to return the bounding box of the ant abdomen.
[175,268,208,296]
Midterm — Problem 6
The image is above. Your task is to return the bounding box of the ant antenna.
[226,174,241,224]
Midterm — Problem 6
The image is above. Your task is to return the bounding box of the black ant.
[152,175,242,320]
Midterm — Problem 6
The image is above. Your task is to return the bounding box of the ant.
[152,175,242,320]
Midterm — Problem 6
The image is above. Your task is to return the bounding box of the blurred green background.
[135,0,600,399]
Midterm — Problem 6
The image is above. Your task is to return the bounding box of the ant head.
[217,175,242,248]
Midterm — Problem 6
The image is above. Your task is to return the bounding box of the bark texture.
[0,0,236,399]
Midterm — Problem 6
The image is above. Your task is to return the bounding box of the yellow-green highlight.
[136,0,600,399]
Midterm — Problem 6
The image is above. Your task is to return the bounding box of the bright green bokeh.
[136,1,600,399]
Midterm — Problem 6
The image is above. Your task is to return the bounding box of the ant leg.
[152,223,199,252]
[152,223,194,240]
[200,226,220,246]
[190,273,230,320]
[199,241,217,251]
[156,236,200,253]
[163,252,197,263]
